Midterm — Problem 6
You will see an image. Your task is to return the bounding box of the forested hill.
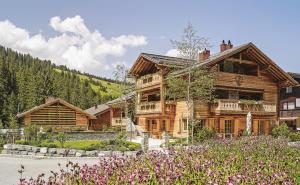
[0,46,121,127]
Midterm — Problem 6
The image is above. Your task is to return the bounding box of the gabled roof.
[128,53,195,76]
[170,42,298,87]
[85,104,110,115]
[17,98,96,119]
[106,92,136,105]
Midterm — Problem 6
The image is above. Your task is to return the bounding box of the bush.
[56,133,67,148]
[0,135,7,147]
[24,123,38,141]
[193,127,215,143]
[289,132,300,142]
[272,123,290,138]
[40,141,58,148]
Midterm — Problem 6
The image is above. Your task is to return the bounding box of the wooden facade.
[279,73,300,131]
[17,98,96,132]
[85,104,111,131]
[128,41,298,138]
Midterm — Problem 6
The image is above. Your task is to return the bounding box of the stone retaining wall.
[1,144,137,157]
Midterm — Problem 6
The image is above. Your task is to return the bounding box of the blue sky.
[0,0,299,77]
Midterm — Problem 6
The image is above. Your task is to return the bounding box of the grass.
[17,139,141,151]
[54,68,122,98]
[41,140,101,150]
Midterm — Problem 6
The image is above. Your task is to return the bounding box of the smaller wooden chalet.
[84,92,136,131]
[85,104,111,131]
[106,92,136,129]
[280,72,300,131]
[17,98,96,132]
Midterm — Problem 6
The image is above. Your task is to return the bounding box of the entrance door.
[258,120,265,135]
[225,120,234,138]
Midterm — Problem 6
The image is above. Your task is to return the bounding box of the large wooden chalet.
[280,72,300,131]
[128,41,298,138]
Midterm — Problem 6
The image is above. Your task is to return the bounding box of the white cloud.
[0,15,147,75]
[165,49,180,57]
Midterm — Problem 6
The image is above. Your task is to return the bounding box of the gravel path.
[0,156,100,185]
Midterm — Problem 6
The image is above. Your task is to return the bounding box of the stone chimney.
[227,40,233,49]
[199,48,210,61]
[220,40,233,52]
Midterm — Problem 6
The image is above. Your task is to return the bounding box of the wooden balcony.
[280,110,300,117]
[136,73,161,89]
[211,99,277,115]
[136,101,161,114]
[111,117,127,127]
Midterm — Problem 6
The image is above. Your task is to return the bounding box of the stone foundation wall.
[1,144,137,157]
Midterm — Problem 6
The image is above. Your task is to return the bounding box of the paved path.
[129,136,164,150]
[0,156,100,185]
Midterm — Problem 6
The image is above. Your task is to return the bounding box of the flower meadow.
[19,137,300,185]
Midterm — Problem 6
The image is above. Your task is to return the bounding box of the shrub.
[16,140,30,145]
[24,123,38,141]
[193,127,215,143]
[40,141,58,148]
[272,123,290,138]
[0,135,7,147]
[56,133,67,148]
[289,132,300,142]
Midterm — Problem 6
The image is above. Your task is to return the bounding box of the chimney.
[227,40,233,49]
[220,40,227,52]
[199,48,210,61]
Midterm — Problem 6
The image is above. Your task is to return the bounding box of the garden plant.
[18,136,300,185]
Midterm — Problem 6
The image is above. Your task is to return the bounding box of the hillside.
[0,46,121,127]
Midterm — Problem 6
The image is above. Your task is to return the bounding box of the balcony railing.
[136,73,161,88]
[111,117,128,127]
[136,101,161,114]
[280,110,300,117]
[211,99,277,115]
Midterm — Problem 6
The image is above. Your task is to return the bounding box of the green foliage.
[289,132,300,142]
[0,135,7,147]
[193,127,215,143]
[56,133,67,148]
[37,132,53,144]
[272,123,290,138]
[8,114,18,129]
[24,123,38,141]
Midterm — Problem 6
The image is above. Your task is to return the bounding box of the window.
[288,102,295,110]
[219,60,258,76]
[161,120,166,131]
[296,99,300,107]
[182,119,188,131]
[258,120,265,135]
[283,103,288,110]
[152,120,157,129]
[224,120,234,133]
[286,87,293,93]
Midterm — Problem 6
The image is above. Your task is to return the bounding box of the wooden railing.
[136,102,161,114]
[111,117,128,127]
[136,73,161,88]
[280,110,300,117]
[211,99,277,114]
